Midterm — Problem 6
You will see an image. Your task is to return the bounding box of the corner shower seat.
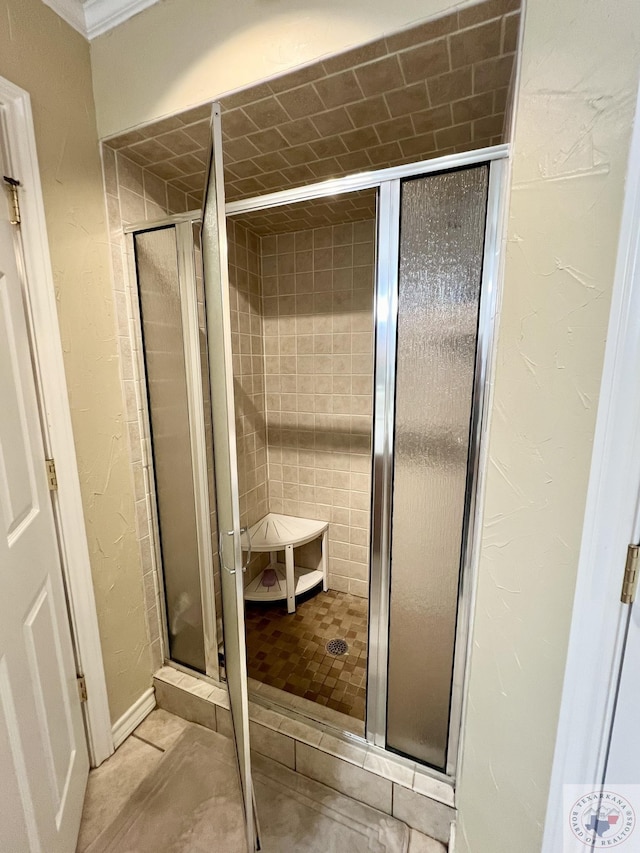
[243,513,328,614]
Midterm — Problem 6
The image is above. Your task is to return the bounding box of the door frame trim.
[542,82,640,850]
[0,76,113,766]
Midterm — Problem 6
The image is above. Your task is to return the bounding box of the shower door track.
[126,142,510,786]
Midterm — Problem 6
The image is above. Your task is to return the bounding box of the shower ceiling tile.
[321,39,388,77]
[223,109,260,139]
[233,189,376,236]
[399,133,437,159]
[458,0,519,28]
[385,11,462,53]
[107,127,147,149]
[278,118,321,146]
[249,127,290,154]
[354,55,405,98]
[268,63,326,94]
[168,152,205,175]
[155,128,202,156]
[281,164,318,185]
[473,113,505,139]
[151,160,185,181]
[493,86,510,113]
[451,92,494,124]
[449,19,503,68]
[183,120,211,147]
[434,123,472,149]
[127,137,175,163]
[346,96,391,130]
[106,0,520,206]
[473,54,517,93]
[310,107,354,137]
[427,67,473,107]
[280,143,315,167]
[371,114,412,143]
[398,39,450,84]
[411,104,453,135]
[340,126,380,153]
[221,81,275,111]
[314,70,365,110]
[277,86,325,120]
[225,136,261,163]
[243,97,291,129]
[309,136,349,159]
[368,142,404,167]
[502,12,520,52]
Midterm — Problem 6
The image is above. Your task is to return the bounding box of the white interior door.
[605,549,640,784]
[0,210,89,848]
[202,104,256,852]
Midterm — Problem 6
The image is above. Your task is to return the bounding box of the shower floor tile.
[245,589,367,723]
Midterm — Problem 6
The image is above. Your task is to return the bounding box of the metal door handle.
[218,527,252,574]
[240,526,251,572]
[219,529,235,575]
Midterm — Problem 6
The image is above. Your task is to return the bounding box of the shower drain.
[325,638,349,656]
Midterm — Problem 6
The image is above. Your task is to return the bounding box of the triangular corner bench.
[243,513,328,614]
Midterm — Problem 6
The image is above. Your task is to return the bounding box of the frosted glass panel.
[386,166,488,770]
[135,227,205,672]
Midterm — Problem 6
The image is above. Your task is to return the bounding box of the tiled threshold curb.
[154,665,455,847]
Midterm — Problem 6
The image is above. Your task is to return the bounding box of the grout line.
[131,733,165,753]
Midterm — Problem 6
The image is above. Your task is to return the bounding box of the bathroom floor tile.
[245,588,367,722]
[76,735,164,852]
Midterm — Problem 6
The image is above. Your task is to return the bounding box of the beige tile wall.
[105,0,520,204]
[227,220,270,531]
[260,219,376,597]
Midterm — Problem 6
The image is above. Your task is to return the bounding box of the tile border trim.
[154,665,455,808]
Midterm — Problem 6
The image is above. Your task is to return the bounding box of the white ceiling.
[42,0,160,39]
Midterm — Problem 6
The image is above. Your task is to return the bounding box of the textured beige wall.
[88,0,640,847]
[457,2,640,850]
[90,0,473,139]
[0,0,151,723]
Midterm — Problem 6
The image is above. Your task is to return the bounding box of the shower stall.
[128,105,505,845]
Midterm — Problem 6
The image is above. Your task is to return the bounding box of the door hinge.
[77,676,88,703]
[3,176,21,225]
[45,458,58,491]
[621,544,639,605]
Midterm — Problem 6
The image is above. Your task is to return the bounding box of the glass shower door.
[386,165,489,771]
[202,105,256,852]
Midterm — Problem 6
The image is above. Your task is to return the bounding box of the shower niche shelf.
[243,513,328,614]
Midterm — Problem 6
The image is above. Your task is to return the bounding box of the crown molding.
[41,0,160,39]
[84,0,160,38]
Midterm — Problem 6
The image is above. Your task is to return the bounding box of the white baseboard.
[449,821,457,852]
[111,687,156,749]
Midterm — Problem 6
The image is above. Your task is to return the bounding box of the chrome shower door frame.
[127,218,220,679]
[366,156,508,779]
[227,146,508,783]
[175,220,220,678]
[129,143,508,792]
